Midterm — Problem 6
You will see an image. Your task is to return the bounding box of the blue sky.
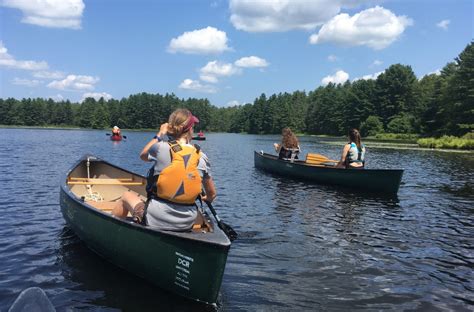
[0,0,472,107]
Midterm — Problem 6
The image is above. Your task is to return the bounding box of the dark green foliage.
[444,41,474,136]
[1,41,472,139]
[374,64,420,128]
[386,114,415,134]
[360,116,384,136]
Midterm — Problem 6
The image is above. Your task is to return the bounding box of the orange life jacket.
[155,141,202,205]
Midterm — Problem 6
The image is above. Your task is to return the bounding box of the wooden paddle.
[306,153,338,165]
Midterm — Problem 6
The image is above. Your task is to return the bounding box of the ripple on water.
[0,130,473,311]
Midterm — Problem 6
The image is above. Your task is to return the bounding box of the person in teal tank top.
[336,128,366,169]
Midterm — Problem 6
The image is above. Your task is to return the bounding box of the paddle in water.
[199,192,237,241]
[205,200,238,241]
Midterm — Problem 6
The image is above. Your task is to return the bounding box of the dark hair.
[349,128,362,149]
[281,127,299,149]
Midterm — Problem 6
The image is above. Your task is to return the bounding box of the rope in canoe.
[84,186,104,202]
[84,157,104,202]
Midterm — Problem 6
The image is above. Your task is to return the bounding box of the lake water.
[0,128,472,311]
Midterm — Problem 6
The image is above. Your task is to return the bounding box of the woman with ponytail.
[336,128,366,169]
[113,108,216,231]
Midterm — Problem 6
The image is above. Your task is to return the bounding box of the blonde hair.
[167,108,193,138]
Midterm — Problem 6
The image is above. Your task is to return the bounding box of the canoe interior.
[66,158,213,233]
[61,156,231,304]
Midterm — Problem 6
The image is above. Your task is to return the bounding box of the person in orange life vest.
[273,127,300,160]
[336,128,366,169]
[112,109,216,231]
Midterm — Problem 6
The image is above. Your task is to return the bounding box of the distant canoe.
[254,151,403,194]
[110,135,122,141]
[192,136,206,141]
[60,155,231,305]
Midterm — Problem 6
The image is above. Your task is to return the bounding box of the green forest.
[1,42,472,142]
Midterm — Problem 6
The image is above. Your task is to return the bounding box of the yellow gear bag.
[156,141,202,205]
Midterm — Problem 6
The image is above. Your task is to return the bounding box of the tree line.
[1,41,472,138]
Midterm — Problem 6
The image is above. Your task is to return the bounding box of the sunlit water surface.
[0,128,472,311]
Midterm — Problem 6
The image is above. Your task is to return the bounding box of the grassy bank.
[368,133,474,150]
[417,135,474,150]
[313,132,474,152]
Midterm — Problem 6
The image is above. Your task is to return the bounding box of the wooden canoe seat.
[86,201,118,211]
[70,177,134,181]
[67,178,144,185]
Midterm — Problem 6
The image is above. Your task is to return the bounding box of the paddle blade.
[122,135,127,139]
[306,153,338,164]
[205,200,238,241]
[105,133,111,136]
[219,221,238,241]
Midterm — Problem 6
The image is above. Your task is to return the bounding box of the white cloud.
[51,94,64,102]
[0,0,85,29]
[370,59,383,67]
[200,75,219,83]
[422,69,441,78]
[12,77,41,87]
[229,0,370,32]
[328,54,338,62]
[33,70,65,79]
[321,70,349,85]
[227,100,240,106]
[0,41,48,70]
[47,74,99,91]
[81,92,112,102]
[199,61,241,83]
[168,26,231,54]
[436,19,450,30]
[235,56,269,68]
[354,71,383,81]
[309,6,413,50]
[179,79,217,93]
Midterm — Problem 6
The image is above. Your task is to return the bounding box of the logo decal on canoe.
[174,251,194,291]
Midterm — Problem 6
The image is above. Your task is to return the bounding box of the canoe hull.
[192,137,206,141]
[60,156,230,305]
[254,151,403,194]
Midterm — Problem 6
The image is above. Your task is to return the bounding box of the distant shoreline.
[1,125,472,153]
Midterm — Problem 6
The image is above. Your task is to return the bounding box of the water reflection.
[55,227,217,312]
[1,129,472,311]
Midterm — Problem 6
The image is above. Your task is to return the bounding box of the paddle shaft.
[106,133,127,139]
[204,200,237,241]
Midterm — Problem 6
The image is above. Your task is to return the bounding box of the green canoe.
[254,151,404,195]
[60,155,231,305]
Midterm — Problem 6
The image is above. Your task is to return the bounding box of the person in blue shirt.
[336,128,366,169]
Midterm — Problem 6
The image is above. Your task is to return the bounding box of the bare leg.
[112,191,144,219]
